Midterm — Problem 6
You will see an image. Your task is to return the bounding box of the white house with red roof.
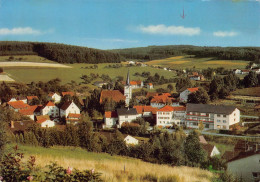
[47,92,61,103]
[151,93,179,108]
[179,87,199,103]
[41,101,59,117]
[60,101,80,118]
[133,105,158,118]
[66,113,81,125]
[156,105,186,128]
[18,105,38,120]
[147,83,153,89]
[8,101,30,112]
[36,115,55,127]
[104,111,118,128]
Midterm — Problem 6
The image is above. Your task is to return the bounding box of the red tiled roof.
[100,90,126,103]
[62,92,74,97]
[67,113,81,118]
[158,105,186,112]
[122,80,142,86]
[187,87,199,93]
[105,111,118,118]
[36,115,50,124]
[133,105,158,115]
[27,96,38,100]
[44,101,55,107]
[8,101,29,109]
[19,105,38,115]
[48,92,56,97]
[151,94,176,104]
[148,83,153,86]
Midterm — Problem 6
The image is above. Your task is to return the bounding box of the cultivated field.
[146,56,249,69]
[10,144,214,182]
[3,63,177,84]
[232,87,260,97]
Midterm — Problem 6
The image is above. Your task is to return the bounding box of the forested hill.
[111,45,260,63]
[0,41,122,64]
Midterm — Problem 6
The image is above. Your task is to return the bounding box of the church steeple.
[126,69,130,86]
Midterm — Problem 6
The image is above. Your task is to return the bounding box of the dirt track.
[0,62,71,68]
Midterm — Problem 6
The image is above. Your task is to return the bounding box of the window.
[223,120,226,123]
[223,115,226,117]
[217,114,221,117]
[217,120,221,122]
[252,172,258,178]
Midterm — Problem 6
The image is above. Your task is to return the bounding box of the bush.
[0,145,103,182]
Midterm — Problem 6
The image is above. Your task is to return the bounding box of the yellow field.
[146,56,186,65]
[168,60,191,64]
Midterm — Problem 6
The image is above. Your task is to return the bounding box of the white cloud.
[0,27,42,35]
[137,24,201,36]
[213,31,239,37]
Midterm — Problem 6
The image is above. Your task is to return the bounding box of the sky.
[0,0,259,49]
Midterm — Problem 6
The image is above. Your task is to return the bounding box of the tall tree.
[188,88,210,104]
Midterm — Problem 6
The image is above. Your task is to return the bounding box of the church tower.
[124,69,132,106]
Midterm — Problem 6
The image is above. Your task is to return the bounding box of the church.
[124,69,133,106]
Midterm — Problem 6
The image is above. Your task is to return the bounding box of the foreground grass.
[7,144,214,182]
[146,56,248,69]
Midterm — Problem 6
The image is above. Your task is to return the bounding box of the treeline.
[111,45,260,63]
[0,41,122,64]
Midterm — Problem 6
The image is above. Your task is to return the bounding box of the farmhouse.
[41,101,59,118]
[18,105,38,120]
[150,93,179,108]
[179,87,199,103]
[48,92,61,103]
[116,108,138,127]
[186,103,240,130]
[60,101,80,118]
[156,105,186,128]
[66,113,81,125]
[133,105,158,118]
[36,115,55,128]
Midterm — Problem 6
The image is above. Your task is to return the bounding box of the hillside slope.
[0,41,122,64]
[13,145,214,182]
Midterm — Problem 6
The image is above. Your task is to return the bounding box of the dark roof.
[227,151,260,163]
[60,101,72,110]
[186,103,237,115]
[202,144,215,157]
[117,108,137,116]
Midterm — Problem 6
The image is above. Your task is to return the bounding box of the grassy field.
[0,55,55,63]
[232,87,260,97]
[4,63,177,84]
[6,144,214,182]
[146,56,249,69]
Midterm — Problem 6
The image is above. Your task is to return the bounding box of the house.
[233,69,242,74]
[128,61,135,65]
[179,87,199,103]
[147,83,153,89]
[61,92,74,97]
[8,97,17,102]
[124,135,139,146]
[48,92,61,103]
[41,101,59,118]
[8,101,30,112]
[122,80,144,89]
[100,90,126,104]
[26,96,39,104]
[116,108,138,127]
[186,103,240,130]
[16,96,27,103]
[252,68,260,74]
[151,93,179,108]
[202,144,220,157]
[18,105,38,120]
[36,115,55,128]
[188,72,205,81]
[241,69,250,74]
[133,105,158,118]
[104,111,118,128]
[66,113,81,125]
[156,105,186,128]
[60,101,80,118]
[227,151,260,182]
[93,81,108,88]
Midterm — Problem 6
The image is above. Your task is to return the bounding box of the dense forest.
[111,45,260,63]
[0,41,122,64]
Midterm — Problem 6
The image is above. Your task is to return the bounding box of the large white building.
[156,105,186,128]
[60,101,80,118]
[41,101,59,118]
[116,108,138,127]
[186,103,240,130]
